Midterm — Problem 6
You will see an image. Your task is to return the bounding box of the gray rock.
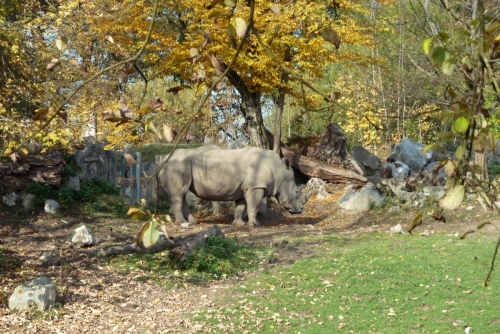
[351,146,381,174]
[381,179,413,201]
[39,252,58,265]
[420,230,431,237]
[71,225,96,247]
[307,178,327,192]
[422,185,445,199]
[22,193,35,210]
[44,199,60,214]
[63,176,81,191]
[388,137,432,172]
[390,223,405,234]
[423,162,447,183]
[393,161,410,179]
[381,162,410,179]
[316,190,331,200]
[8,276,56,312]
[2,192,18,206]
[338,183,384,213]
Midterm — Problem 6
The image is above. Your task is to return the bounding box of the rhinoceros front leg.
[170,194,196,224]
[245,189,265,227]
[232,198,246,226]
[170,195,187,223]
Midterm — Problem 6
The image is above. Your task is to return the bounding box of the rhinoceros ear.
[282,157,292,169]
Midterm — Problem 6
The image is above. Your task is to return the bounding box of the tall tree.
[1,0,383,154]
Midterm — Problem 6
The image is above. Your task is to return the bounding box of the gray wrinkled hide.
[9,276,56,312]
[158,147,306,226]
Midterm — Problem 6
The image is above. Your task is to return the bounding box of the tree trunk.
[273,87,286,155]
[208,54,269,148]
[273,48,291,155]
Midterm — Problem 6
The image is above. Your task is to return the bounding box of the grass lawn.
[193,233,500,333]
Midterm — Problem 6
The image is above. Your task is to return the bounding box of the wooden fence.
[102,151,163,206]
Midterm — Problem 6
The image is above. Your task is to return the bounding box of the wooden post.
[135,152,141,205]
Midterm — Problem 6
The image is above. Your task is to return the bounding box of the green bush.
[183,236,252,277]
[0,249,6,268]
[489,163,500,179]
[24,178,121,212]
[79,178,119,202]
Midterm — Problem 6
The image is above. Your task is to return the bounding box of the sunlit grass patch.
[104,236,265,286]
[194,233,500,333]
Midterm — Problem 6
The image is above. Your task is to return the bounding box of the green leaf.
[438,32,450,43]
[227,23,237,39]
[422,144,437,155]
[141,219,159,248]
[477,222,492,230]
[439,184,465,210]
[452,28,470,43]
[408,212,423,234]
[234,17,247,38]
[207,10,222,19]
[442,56,456,75]
[453,117,469,133]
[459,230,475,239]
[473,114,488,128]
[127,207,149,220]
[55,34,67,52]
[455,143,466,160]
[423,37,433,54]
[432,46,447,66]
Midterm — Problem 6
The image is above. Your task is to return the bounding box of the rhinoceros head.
[278,183,310,214]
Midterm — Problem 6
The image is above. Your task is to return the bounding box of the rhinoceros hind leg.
[188,214,197,224]
[232,199,246,226]
[182,195,198,224]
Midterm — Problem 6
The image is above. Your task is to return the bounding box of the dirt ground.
[1,189,499,334]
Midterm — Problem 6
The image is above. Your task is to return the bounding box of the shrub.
[183,236,253,277]
[25,178,121,212]
[489,163,500,179]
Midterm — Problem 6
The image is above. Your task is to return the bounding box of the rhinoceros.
[158,146,307,226]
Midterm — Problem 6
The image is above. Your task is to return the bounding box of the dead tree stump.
[306,123,348,166]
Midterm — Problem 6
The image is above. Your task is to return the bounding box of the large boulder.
[44,199,60,214]
[9,276,56,312]
[2,192,18,206]
[388,137,432,172]
[338,183,385,213]
[351,146,381,175]
[71,225,96,247]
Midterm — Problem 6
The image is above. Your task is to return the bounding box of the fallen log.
[98,225,224,260]
[281,146,368,185]
[265,129,368,185]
